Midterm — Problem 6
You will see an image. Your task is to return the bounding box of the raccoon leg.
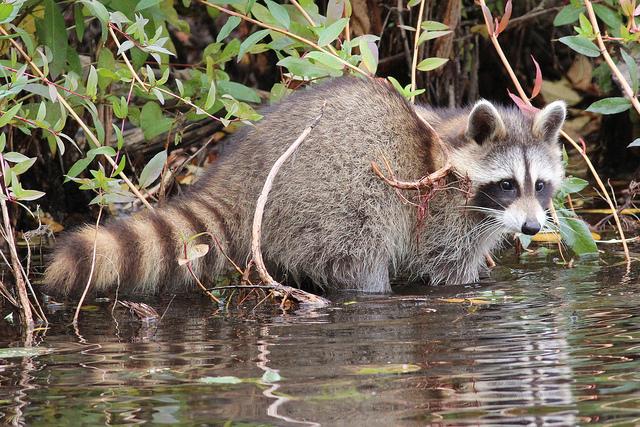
[328,258,391,293]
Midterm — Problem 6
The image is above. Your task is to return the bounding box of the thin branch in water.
[250,104,330,308]
[73,205,104,324]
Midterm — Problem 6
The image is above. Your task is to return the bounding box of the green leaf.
[559,215,598,255]
[418,30,452,45]
[0,4,14,23]
[81,1,109,41]
[11,157,36,175]
[86,65,98,99]
[265,0,290,29]
[216,16,241,42]
[135,0,161,11]
[36,102,46,122]
[217,81,261,103]
[0,103,23,127]
[586,97,632,114]
[561,176,588,194]
[13,189,45,201]
[387,76,406,96]
[204,81,217,110]
[139,102,173,140]
[87,146,117,158]
[0,347,51,358]
[558,36,600,57]
[261,370,281,383]
[138,150,167,188]
[554,5,584,26]
[306,51,344,70]
[112,96,128,119]
[4,152,29,163]
[37,0,68,78]
[237,29,270,61]
[0,0,24,25]
[198,376,243,384]
[421,21,449,31]
[621,49,638,94]
[113,155,126,176]
[416,57,448,71]
[358,38,377,74]
[628,138,640,148]
[277,57,337,78]
[592,4,622,31]
[317,18,348,47]
[74,3,85,40]
[66,157,93,181]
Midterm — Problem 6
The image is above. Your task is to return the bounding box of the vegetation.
[0,1,638,328]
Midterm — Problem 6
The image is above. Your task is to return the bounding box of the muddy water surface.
[1,252,639,426]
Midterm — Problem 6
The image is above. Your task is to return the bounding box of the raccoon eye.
[500,180,515,191]
[535,181,545,192]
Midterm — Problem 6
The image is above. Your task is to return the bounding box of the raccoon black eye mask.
[46,77,565,296]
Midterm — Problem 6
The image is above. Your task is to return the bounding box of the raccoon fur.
[44,77,566,295]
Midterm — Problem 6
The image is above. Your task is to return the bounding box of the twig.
[0,153,37,329]
[476,0,631,263]
[0,279,18,307]
[73,205,103,324]
[371,156,451,190]
[1,201,32,328]
[396,0,413,71]
[184,258,221,304]
[250,105,330,308]
[410,0,427,103]
[197,0,369,78]
[0,26,154,211]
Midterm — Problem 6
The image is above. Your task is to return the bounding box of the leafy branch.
[196,0,371,78]
[0,25,155,211]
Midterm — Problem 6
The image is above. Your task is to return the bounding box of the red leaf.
[496,0,512,35]
[530,55,543,99]
[480,3,495,35]
[508,91,539,114]
[579,137,587,154]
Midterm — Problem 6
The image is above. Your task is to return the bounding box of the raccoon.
[44,77,566,295]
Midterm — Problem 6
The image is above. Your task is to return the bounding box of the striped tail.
[44,193,233,296]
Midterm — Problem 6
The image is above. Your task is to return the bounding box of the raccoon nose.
[521,220,541,236]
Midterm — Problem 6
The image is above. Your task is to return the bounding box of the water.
[1,251,639,426]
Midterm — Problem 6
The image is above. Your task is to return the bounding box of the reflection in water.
[0,254,639,425]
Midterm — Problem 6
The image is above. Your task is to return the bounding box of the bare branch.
[251,104,330,308]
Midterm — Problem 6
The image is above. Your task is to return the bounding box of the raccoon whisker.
[460,206,503,216]
[478,191,508,210]
[461,218,502,240]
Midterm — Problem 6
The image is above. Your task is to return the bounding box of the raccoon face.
[454,100,566,236]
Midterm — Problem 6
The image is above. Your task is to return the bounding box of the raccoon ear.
[532,101,566,141]
[466,100,506,145]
